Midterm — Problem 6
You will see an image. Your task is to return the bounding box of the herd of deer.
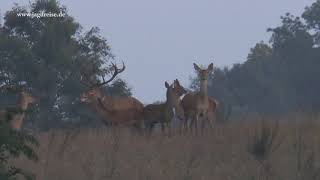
[0,62,218,134]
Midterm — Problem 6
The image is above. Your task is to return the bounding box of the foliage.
[0,0,132,130]
[0,128,38,180]
[104,79,132,97]
[303,0,320,45]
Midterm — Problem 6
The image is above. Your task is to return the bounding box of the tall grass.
[13,114,320,180]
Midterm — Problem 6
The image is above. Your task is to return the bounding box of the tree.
[302,0,320,45]
[0,0,132,130]
[104,79,132,97]
[247,41,272,62]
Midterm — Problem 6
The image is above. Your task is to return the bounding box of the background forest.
[191,4,320,118]
[1,1,320,180]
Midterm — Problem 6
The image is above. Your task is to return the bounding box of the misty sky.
[0,0,315,104]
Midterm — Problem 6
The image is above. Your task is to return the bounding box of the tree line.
[1,0,320,129]
[191,1,320,118]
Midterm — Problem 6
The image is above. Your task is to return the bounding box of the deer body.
[0,91,38,130]
[181,63,214,133]
[81,88,144,127]
[207,97,218,125]
[143,80,186,133]
[80,62,145,127]
[143,102,173,132]
[98,96,144,126]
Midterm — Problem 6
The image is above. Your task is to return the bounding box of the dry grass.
[12,113,320,180]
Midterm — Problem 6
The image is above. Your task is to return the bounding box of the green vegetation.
[0,126,38,180]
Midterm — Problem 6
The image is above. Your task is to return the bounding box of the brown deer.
[181,63,215,134]
[80,62,144,127]
[0,86,39,130]
[207,97,219,126]
[143,79,187,133]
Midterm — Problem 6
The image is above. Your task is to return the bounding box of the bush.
[0,122,39,180]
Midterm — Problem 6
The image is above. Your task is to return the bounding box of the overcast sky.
[0,0,315,103]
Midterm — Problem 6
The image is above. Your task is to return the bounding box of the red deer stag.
[143,79,187,133]
[80,62,144,127]
[0,85,39,130]
[181,63,217,134]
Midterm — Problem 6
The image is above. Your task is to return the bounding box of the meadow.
[12,113,320,180]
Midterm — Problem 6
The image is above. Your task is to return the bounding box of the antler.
[95,61,126,87]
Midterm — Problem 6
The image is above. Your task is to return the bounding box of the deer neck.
[18,96,30,111]
[163,101,174,120]
[164,100,173,112]
[10,114,25,130]
[10,96,29,130]
[97,97,112,113]
[87,97,113,119]
[199,79,208,98]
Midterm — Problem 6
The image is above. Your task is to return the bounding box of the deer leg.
[188,115,194,134]
[179,115,187,135]
[207,111,214,131]
[161,122,165,133]
[132,121,142,134]
[194,114,198,136]
[167,122,171,137]
[144,121,153,136]
[179,120,183,135]
[181,113,188,135]
[189,113,196,134]
[185,116,190,133]
[148,123,154,135]
[205,110,211,135]
[186,117,193,131]
[201,113,206,136]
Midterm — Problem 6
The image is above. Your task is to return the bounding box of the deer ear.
[193,63,201,71]
[208,63,214,71]
[165,81,170,88]
[175,79,180,86]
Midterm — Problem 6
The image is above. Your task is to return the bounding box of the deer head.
[20,91,39,104]
[0,84,39,105]
[80,87,103,103]
[193,63,214,81]
[165,79,186,120]
[173,79,187,96]
[80,61,126,103]
[16,87,39,110]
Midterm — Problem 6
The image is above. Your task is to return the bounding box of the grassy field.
[13,114,320,180]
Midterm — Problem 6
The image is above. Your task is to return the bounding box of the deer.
[207,97,219,126]
[142,79,187,134]
[181,63,216,134]
[80,62,144,128]
[0,85,39,131]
